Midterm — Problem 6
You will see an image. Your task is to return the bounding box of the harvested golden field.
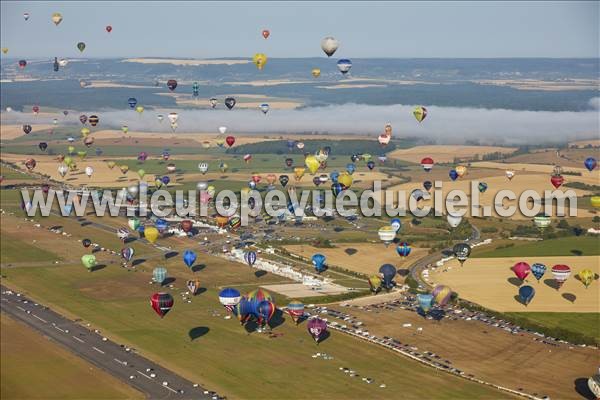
[285,242,428,277]
[388,145,517,164]
[503,148,600,169]
[569,139,600,148]
[429,256,599,312]
[471,161,600,185]
[0,124,55,140]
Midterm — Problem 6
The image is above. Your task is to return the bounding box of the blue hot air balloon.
[218,288,242,312]
[478,182,488,193]
[396,242,411,257]
[287,140,295,151]
[518,285,535,306]
[367,160,375,170]
[244,251,257,267]
[127,97,137,109]
[183,250,197,269]
[337,59,352,75]
[584,157,597,172]
[161,176,170,185]
[417,293,434,313]
[312,254,326,273]
[155,218,168,233]
[449,169,459,181]
[137,225,145,238]
[330,171,340,183]
[121,247,135,263]
[331,183,344,197]
[345,163,356,175]
[390,218,402,232]
[379,264,396,290]
[423,180,433,192]
[531,263,547,282]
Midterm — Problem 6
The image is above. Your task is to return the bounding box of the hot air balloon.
[257,300,276,327]
[209,98,218,108]
[321,36,339,57]
[413,106,427,123]
[533,214,551,231]
[312,254,326,273]
[551,264,571,290]
[219,288,242,313]
[447,213,462,228]
[187,279,201,295]
[286,300,304,324]
[368,275,382,294]
[77,42,86,52]
[417,293,434,313]
[396,242,411,258]
[88,115,99,126]
[244,250,257,267]
[253,53,268,70]
[166,79,177,91]
[590,196,600,208]
[259,103,269,114]
[512,262,531,281]
[226,136,235,147]
[279,175,289,187]
[1,47,7,54]
[378,134,391,146]
[421,157,434,172]
[192,82,199,97]
[453,243,471,266]
[432,284,453,307]
[505,170,515,181]
[379,264,396,290]
[51,12,63,26]
[106,25,112,33]
[152,267,167,285]
[584,157,597,172]
[82,238,92,248]
[22,124,32,134]
[588,373,600,399]
[24,158,36,171]
[150,292,173,318]
[57,164,68,177]
[144,226,159,243]
[389,218,402,233]
[183,250,197,269]
[38,142,48,151]
[530,263,546,282]
[84,166,94,178]
[307,318,328,343]
[23,12,30,20]
[455,165,467,178]
[225,97,236,110]
[81,255,97,271]
[127,97,137,109]
[550,175,564,189]
[378,226,396,247]
[518,285,535,306]
[121,247,135,264]
[577,269,594,288]
[311,68,321,78]
[247,288,273,303]
[337,59,352,75]
[478,182,488,193]
[262,29,270,39]
[293,167,306,181]
[449,169,459,181]
[79,115,87,124]
[32,105,40,114]
[180,220,193,233]
[305,155,320,174]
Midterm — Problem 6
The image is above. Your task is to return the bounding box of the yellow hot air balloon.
[293,167,306,181]
[121,125,129,134]
[68,162,78,171]
[455,165,467,178]
[311,68,321,78]
[220,163,228,173]
[413,106,428,123]
[137,169,146,179]
[106,161,116,169]
[253,53,267,70]
[80,127,90,137]
[216,138,225,147]
[64,156,73,166]
[144,226,159,244]
[305,155,320,174]
[577,269,595,288]
[77,151,87,160]
[338,172,353,188]
[135,106,144,114]
[591,196,600,208]
[67,145,75,155]
[1,48,8,54]
[207,185,216,197]
[119,165,129,174]
[51,12,63,26]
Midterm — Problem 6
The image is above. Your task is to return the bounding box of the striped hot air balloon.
[219,288,242,313]
[286,300,305,325]
[432,285,453,307]
[551,264,571,290]
[150,293,173,318]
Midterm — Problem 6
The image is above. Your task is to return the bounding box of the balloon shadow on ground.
[254,270,267,278]
[571,249,583,256]
[397,269,410,277]
[507,277,522,287]
[441,249,453,257]
[191,264,206,273]
[124,237,137,244]
[91,264,106,272]
[344,248,357,256]
[164,251,178,259]
[131,258,146,267]
[268,309,285,330]
[513,295,529,307]
[161,277,175,286]
[574,378,595,400]
[543,279,560,290]
[188,326,210,341]
[334,227,345,233]
[562,293,577,303]
[317,331,331,344]
[91,248,102,254]
[49,225,63,231]
[192,287,207,296]
[244,320,258,333]
[429,309,446,321]
[80,221,92,227]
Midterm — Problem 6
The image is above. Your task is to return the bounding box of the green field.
[0,165,35,180]
[504,312,600,342]
[1,255,510,399]
[474,236,600,257]
[0,236,62,264]
[1,314,143,400]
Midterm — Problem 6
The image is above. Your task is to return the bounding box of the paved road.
[1,285,221,400]
[408,224,482,288]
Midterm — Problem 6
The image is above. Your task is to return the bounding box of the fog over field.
[4,99,599,145]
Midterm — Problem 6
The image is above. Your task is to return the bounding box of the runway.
[1,285,221,400]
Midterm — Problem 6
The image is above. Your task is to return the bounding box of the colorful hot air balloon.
[259,103,269,114]
[413,106,427,123]
[312,254,326,273]
[286,300,304,325]
[449,169,459,181]
[244,251,257,267]
[22,124,32,134]
[531,263,547,282]
[253,53,268,70]
[368,275,382,293]
[478,182,488,193]
[455,165,467,178]
[505,170,515,181]
[121,247,135,264]
[453,243,471,266]
[551,264,571,290]
[152,267,167,285]
[23,12,30,21]
[518,285,535,306]
[305,155,320,174]
[88,115,99,126]
[51,12,63,26]
[421,157,434,172]
[219,288,242,313]
[82,238,92,248]
[577,269,594,288]
[167,79,177,91]
[150,292,173,318]
[187,279,201,295]
[534,214,551,231]
[550,175,564,189]
[512,262,531,281]
[396,242,411,258]
[257,300,276,326]
[337,59,352,74]
[81,255,96,271]
[279,175,289,187]
[18,59,27,69]
[247,288,273,303]
[417,293,434,313]
[307,318,328,343]
[432,285,453,307]
[321,36,339,57]
[378,226,396,247]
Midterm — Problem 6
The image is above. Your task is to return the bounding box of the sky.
[1,1,598,59]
